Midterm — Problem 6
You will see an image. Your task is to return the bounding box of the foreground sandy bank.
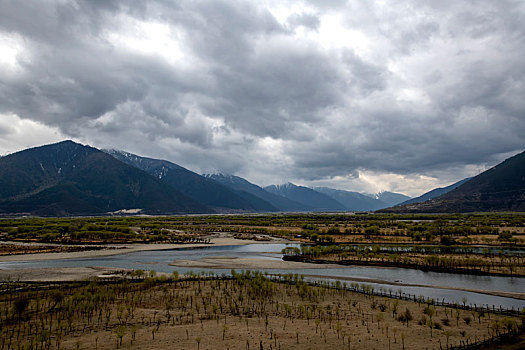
[0,266,129,281]
[7,276,522,350]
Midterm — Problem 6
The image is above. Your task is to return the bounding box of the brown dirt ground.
[3,278,520,350]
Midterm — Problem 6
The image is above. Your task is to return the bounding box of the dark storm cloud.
[0,0,350,141]
[203,43,346,138]
[0,1,147,127]
[285,0,525,183]
[341,50,388,94]
[0,0,524,194]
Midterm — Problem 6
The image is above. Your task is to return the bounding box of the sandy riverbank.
[0,256,340,281]
[172,255,525,300]
[0,266,131,282]
[0,233,296,281]
[0,233,290,262]
[170,256,342,269]
[299,274,525,301]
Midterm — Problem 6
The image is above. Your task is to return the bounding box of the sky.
[0,0,524,197]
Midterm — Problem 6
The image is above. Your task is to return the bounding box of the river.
[0,243,523,309]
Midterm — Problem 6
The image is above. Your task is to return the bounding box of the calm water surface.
[1,243,523,309]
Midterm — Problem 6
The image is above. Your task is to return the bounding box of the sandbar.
[0,233,290,262]
[170,256,342,269]
[0,266,129,282]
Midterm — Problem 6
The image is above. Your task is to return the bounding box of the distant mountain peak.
[105,149,148,162]
[104,148,128,156]
[375,189,387,197]
[365,190,412,207]
[203,172,233,178]
[0,141,209,215]
[313,186,392,211]
[208,174,309,212]
[273,182,297,190]
[104,149,176,179]
[107,153,277,212]
[265,183,346,212]
[203,173,242,184]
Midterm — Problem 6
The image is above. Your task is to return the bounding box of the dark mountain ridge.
[4,141,522,215]
[381,151,525,213]
[264,183,347,211]
[398,177,472,206]
[371,191,411,207]
[204,174,306,212]
[313,187,390,211]
[105,150,275,212]
[0,141,209,216]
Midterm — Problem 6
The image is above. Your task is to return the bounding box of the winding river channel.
[1,243,524,309]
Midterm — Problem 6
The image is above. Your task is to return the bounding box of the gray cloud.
[0,0,524,196]
[287,13,320,30]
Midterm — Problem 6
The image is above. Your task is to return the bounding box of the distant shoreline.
[0,233,291,262]
[283,255,525,278]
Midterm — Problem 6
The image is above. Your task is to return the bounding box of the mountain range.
[0,141,411,215]
[373,191,412,207]
[2,140,521,215]
[264,183,348,212]
[313,187,392,211]
[204,174,309,212]
[105,150,276,213]
[0,141,208,216]
[397,177,472,206]
[382,151,525,213]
